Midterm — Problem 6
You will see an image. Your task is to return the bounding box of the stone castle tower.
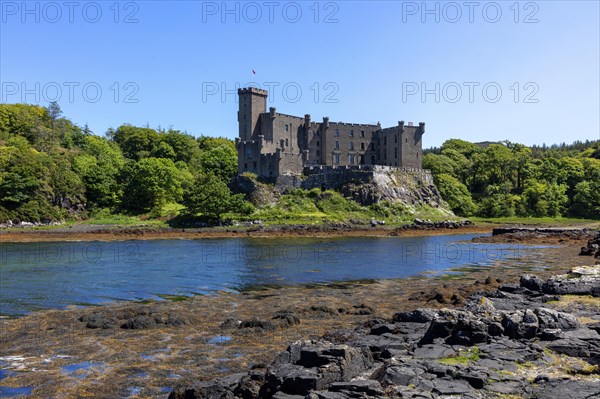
[235,87,425,180]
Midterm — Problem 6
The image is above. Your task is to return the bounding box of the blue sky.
[1,0,599,147]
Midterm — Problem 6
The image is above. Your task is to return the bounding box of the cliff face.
[233,167,452,214]
[301,166,450,210]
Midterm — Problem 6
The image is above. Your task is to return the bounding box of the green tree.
[434,174,477,216]
[422,153,457,176]
[183,173,252,220]
[112,125,160,160]
[121,158,187,212]
[571,181,600,219]
[198,143,238,182]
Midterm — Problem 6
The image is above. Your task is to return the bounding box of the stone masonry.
[235,88,425,180]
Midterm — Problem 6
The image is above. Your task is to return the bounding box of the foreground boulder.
[169,266,600,399]
[580,231,600,259]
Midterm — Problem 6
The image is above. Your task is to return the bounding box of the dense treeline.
[1,103,599,223]
[423,139,600,219]
[0,102,250,223]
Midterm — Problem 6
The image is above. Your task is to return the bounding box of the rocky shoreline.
[0,220,481,243]
[169,266,600,399]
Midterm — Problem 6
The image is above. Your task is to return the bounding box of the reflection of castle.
[235,87,425,179]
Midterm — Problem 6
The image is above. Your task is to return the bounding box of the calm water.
[0,234,551,316]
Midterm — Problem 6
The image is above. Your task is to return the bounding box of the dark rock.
[329,380,385,396]
[392,309,438,323]
[535,308,580,331]
[348,304,373,315]
[273,312,301,327]
[381,365,418,386]
[369,324,396,336]
[80,313,117,329]
[220,318,241,329]
[532,378,600,399]
[431,379,474,395]
[520,274,544,292]
[121,315,157,330]
[547,339,591,358]
[239,318,276,331]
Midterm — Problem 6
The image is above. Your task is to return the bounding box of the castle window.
[406,138,408,143]
[246,148,253,159]
[360,142,365,150]
[317,150,320,156]
[361,131,365,138]
[394,135,397,143]
[394,148,398,158]
[253,161,257,169]
[371,143,375,150]
[349,142,354,150]
[371,131,375,137]
[349,154,355,164]
[334,154,340,164]
[244,163,248,169]
[350,130,354,137]
[384,137,387,145]
[244,114,246,120]
[335,141,339,149]
[285,138,289,147]
[317,141,320,147]
[335,129,339,137]
[371,155,375,164]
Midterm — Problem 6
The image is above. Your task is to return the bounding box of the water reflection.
[0,234,552,316]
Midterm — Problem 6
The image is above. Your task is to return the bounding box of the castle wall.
[322,122,380,167]
[401,125,424,169]
[236,87,425,178]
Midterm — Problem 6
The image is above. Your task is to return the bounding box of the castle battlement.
[236,89,425,178]
[238,87,268,96]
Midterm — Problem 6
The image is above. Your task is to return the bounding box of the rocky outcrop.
[231,167,451,211]
[230,174,280,207]
[169,266,600,399]
[580,231,600,259]
[303,167,449,209]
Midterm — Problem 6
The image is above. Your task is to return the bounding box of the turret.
[238,87,268,141]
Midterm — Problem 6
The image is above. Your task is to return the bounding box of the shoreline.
[0,224,494,243]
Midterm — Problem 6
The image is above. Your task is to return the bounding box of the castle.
[235,87,425,180]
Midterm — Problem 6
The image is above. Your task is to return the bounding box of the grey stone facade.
[236,87,425,179]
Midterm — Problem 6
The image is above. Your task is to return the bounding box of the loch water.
[0,234,555,317]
